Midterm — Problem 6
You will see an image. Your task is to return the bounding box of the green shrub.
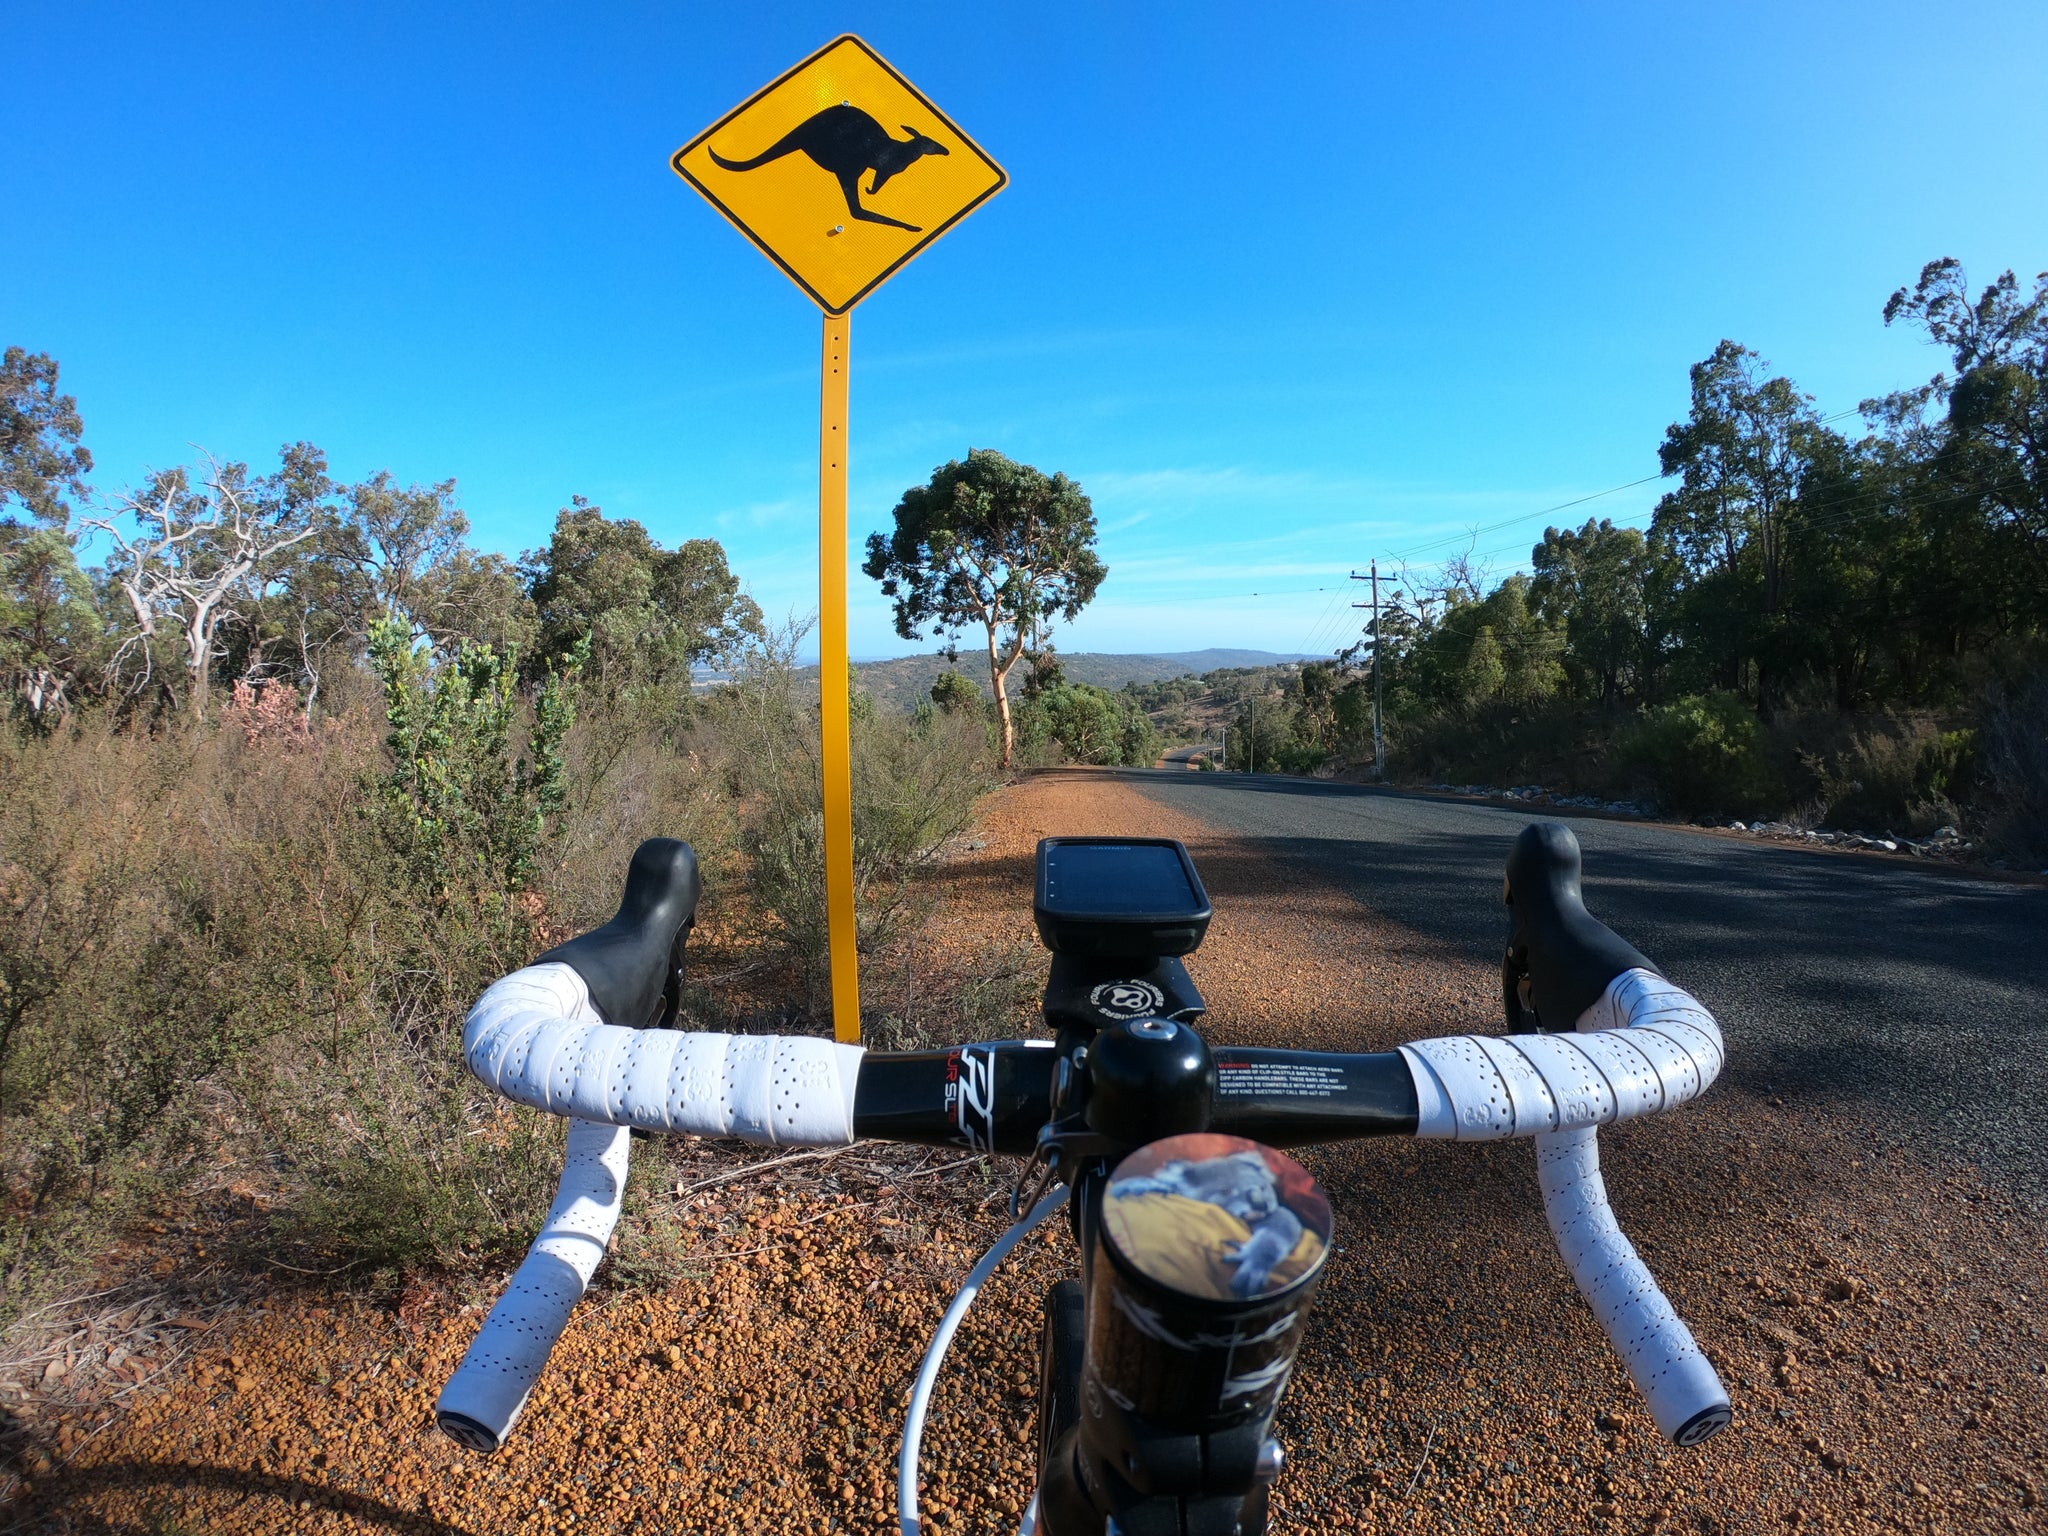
[1386,699,1607,793]
[1982,678,2048,863]
[0,713,397,1315]
[1224,696,1300,773]
[929,669,982,714]
[1037,682,1158,766]
[1805,718,1975,835]
[1619,691,1781,817]
[367,616,579,897]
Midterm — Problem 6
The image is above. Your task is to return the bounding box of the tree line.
[1384,259,2044,721]
[1215,258,2046,853]
[1,363,1140,772]
[0,353,764,730]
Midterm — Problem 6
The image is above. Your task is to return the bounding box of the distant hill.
[845,649,1315,714]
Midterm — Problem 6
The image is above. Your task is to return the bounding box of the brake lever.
[656,919,692,1030]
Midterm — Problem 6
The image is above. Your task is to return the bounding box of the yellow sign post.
[673,37,1006,1043]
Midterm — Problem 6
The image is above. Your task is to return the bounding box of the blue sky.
[14,1,2047,659]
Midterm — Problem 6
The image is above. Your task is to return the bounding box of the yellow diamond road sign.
[671,36,1007,315]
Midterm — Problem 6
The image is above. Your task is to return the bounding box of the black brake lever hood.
[537,837,701,1029]
[1504,822,1658,1032]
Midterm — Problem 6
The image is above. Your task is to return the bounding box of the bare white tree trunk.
[84,455,313,721]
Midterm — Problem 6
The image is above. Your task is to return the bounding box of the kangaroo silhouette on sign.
[711,103,948,232]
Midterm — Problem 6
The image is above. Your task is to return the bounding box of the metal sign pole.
[819,312,861,1044]
[672,35,1007,1047]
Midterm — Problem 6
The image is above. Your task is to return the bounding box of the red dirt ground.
[6,770,2043,1534]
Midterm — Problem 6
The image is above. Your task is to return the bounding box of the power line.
[1159,584,1351,603]
[1385,473,1667,563]
[1426,461,2038,578]
[1292,587,1349,656]
[1383,405,1871,566]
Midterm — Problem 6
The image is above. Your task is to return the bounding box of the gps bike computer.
[1033,837,1212,959]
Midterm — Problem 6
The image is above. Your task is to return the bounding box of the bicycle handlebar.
[460,960,863,1144]
[436,823,1733,1458]
[436,1118,630,1453]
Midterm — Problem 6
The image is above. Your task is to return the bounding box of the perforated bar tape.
[1398,967,1731,1446]
[460,962,865,1144]
[436,1118,630,1451]
[438,963,867,1452]
[1536,1124,1731,1444]
[1397,969,1723,1139]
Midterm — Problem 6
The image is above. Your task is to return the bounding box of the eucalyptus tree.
[87,450,319,719]
[1881,259,2048,617]
[1651,341,1842,711]
[863,449,1106,767]
[1529,518,1665,708]
[0,348,93,528]
[521,498,761,700]
[0,349,99,721]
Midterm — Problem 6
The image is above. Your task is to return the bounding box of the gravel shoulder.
[7,770,2045,1534]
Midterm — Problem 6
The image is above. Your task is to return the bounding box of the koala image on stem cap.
[1103,1134,1332,1303]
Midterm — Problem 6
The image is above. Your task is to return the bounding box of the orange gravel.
[8,769,2045,1534]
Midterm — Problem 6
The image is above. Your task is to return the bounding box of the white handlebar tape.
[1398,969,1723,1140]
[1536,1125,1731,1445]
[1397,967,1732,1445]
[436,1118,631,1452]
[462,962,863,1144]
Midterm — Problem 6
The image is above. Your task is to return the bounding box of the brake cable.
[898,1183,1071,1536]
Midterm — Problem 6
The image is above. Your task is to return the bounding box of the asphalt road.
[1123,769,2048,1207]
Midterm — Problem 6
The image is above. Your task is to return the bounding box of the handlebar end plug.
[435,1409,503,1455]
[1672,1402,1733,1448]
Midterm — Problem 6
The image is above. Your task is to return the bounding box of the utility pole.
[1351,563,1388,780]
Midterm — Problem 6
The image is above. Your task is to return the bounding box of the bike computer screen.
[1033,838,1213,959]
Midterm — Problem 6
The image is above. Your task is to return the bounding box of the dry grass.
[0,647,1002,1341]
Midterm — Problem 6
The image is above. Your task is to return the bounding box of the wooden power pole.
[1351,563,1387,780]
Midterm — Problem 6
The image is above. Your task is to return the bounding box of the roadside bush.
[0,713,384,1318]
[0,624,1004,1320]
[721,637,996,1015]
[1387,699,1604,791]
[231,624,591,1272]
[1037,682,1158,766]
[1619,691,1782,818]
[1981,677,2048,863]
[1801,715,1975,835]
[1224,696,1302,773]
[929,669,981,714]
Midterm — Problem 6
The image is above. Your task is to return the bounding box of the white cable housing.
[1398,968,1722,1140]
[435,1118,631,1451]
[1536,1125,1731,1444]
[900,1185,1070,1536]
[463,962,863,1144]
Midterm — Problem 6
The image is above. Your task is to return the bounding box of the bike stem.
[1029,969,1323,1536]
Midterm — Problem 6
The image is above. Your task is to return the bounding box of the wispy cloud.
[714,497,806,532]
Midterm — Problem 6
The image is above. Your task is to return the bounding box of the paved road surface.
[1122,769,2048,1206]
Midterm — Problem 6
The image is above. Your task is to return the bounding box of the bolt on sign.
[671,37,1006,1044]
[671,35,1007,315]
